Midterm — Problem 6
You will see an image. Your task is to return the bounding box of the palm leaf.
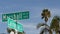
[37,23,49,29]
[50,16,60,34]
[40,27,52,34]
[37,23,46,29]
[41,9,51,22]
[40,29,44,34]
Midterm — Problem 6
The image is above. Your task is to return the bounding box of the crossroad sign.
[2,11,29,22]
[17,23,23,32]
[7,17,23,32]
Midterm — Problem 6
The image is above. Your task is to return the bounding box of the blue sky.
[0,0,60,34]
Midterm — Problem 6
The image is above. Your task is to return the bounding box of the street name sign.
[7,17,23,32]
[17,23,23,32]
[7,17,16,29]
[2,11,29,22]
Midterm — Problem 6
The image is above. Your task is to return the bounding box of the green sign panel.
[7,17,16,29]
[7,17,23,32]
[2,11,29,22]
[17,23,23,32]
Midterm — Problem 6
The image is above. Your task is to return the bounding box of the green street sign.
[2,11,29,22]
[17,23,23,32]
[7,17,16,29]
[7,17,23,32]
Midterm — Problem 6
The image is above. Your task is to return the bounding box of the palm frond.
[41,9,51,22]
[40,30,44,34]
[40,28,50,34]
[40,27,52,34]
[37,23,49,29]
[37,23,46,29]
[48,11,51,17]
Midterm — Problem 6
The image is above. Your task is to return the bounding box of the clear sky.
[0,0,60,34]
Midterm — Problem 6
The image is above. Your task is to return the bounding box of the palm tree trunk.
[45,22,46,34]
[45,17,47,34]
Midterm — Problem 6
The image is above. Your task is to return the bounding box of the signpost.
[2,11,29,22]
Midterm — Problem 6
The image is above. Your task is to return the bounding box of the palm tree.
[41,9,51,34]
[37,9,51,34]
[37,23,52,34]
[37,16,60,34]
[50,16,60,34]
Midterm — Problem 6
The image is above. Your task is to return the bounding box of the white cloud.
[23,23,36,29]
